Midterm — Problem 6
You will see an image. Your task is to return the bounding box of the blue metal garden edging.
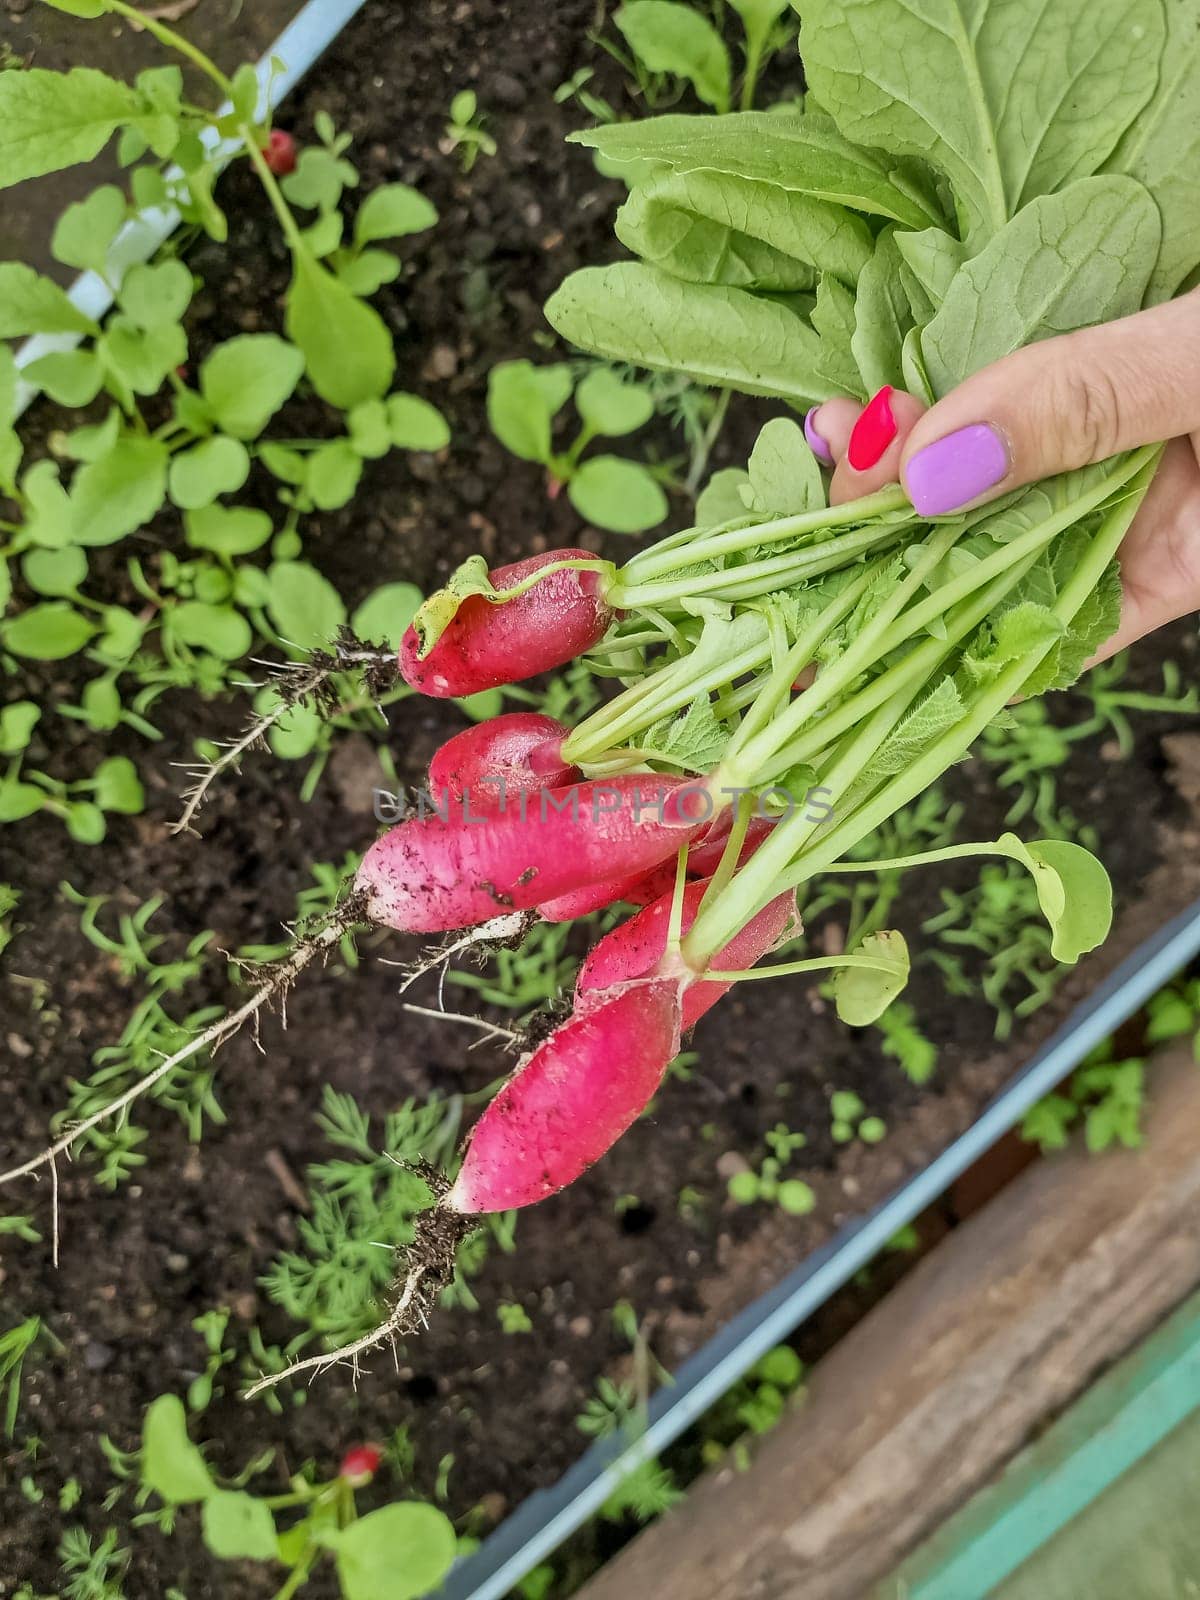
[13,0,370,416]
[442,894,1200,1600]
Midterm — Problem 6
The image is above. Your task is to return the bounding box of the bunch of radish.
[354,426,1125,1227]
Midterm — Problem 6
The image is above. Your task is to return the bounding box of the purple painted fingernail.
[906,423,1008,515]
[804,406,835,467]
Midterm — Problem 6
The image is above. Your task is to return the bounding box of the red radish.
[339,1444,382,1486]
[399,550,615,697]
[264,129,298,175]
[427,713,577,813]
[356,775,714,933]
[537,858,679,922]
[577,879,798,1029]
[446,981,682,1213]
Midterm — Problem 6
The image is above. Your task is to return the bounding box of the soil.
[1,3,1199,1598]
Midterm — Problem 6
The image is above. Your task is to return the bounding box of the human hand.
[803,289,1200,663]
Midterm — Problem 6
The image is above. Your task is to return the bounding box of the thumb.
[900,288,1200,517]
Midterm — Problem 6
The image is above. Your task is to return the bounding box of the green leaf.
[1105,0,1200,302]
[996,834,1113,963]
[387,392,451,452]
[348,399,392,459]
[696,466,753,528]
[811,274,864,398]
[851,230,912,395]
[615,2,732,113]
[0,263,96,337]
[263,695,323,759]
[0,702,41,757]
[286,252,395,409]
[100,315,187,394]
[336,248,402,296]
[922,178,1161,396]
[2,603,95,659]
[199,335,305,440]
[265,561,346,648]
[168,436,251,510]
[575,369,655,437]
[306,440,363,510]
[802,0,1164,241]
[646,691,728,771]
[571,113,939,229]
[65,801,106,844]
[0,67,175,190]
[141,1396,215,1506]
[42,0,107,14]
[547,263,829,404]
[893,228,967,315]
[408,554,493,656]
[51,185,125,275]
[22,350,103,408]
[22,545,87,597]
[91,755,143,814]
[487,360,571,463]
[200,1491,278,1561]
[282,146,358,212]
[21,462,74,549]
[327,1503,457,1600]
[618,163,870,290]
[352,582,423,648]
[833,930,910,1025]
[355,183,437,244]
[745,418,823,516]
[861,677,964,781]
[71,438,168,546]
[166,601,252,661]
[184,504,273,557]
[0,780,46,823]
[569,455,668,533]
[116,260,193,329]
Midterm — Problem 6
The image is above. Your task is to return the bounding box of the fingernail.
[804,406,834,467]
[847,387,897,471]
[905,423,1009,515]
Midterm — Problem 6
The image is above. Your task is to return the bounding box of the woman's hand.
[803,288,1200,662]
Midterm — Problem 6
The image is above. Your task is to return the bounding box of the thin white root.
[170,643,398,835]
[242,1261,429,1399]
[401,1003,522,1048]
[391,913,531,995]
[0,919,349,1190]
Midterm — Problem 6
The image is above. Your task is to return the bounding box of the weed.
[444,90,498,171]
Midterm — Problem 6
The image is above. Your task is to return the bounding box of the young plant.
[137,1394,457,1600]
[487,360,668,533]
[608,1,795,116]
[1022,1041,1147,1154]
[443,89,497,171]
[829,1091,886,1146]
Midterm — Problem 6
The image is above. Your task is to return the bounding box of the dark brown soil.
[1,4,1199,1598]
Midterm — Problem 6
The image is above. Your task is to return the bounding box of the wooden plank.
[577,1044,1200,1600]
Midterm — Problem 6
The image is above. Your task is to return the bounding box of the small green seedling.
[0,1316,41,1438]
[138,1395,457,1600]
[829,1091,886,1145]
[1022,1039,1146,1155]
[609,0,796,115]
[497,1302,533,1335]
[727,1160,815,1216]
[875,1001,938,1085]
[444,90,497,171]
[487,360,668,533]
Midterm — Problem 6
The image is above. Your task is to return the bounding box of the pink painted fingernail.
[906,424,1009,515]
[804,406,835,467]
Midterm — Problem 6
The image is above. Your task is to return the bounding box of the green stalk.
[682,451,1157,967]
[103,0,235,98]
[705,952,899,982]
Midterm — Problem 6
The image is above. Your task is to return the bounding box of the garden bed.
[2,1,1200,1596]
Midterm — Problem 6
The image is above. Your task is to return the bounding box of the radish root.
[0,895,370,1192]
[243,1183,473,1399]
[171,636,398,835]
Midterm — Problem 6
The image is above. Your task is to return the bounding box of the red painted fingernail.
[847,387,897,472]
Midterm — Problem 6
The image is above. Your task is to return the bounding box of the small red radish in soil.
[577,879,798,1029]
[356,775,714,933]
[427,713,577,812]
[339,1444,382,1486]
[264,129,298,175]
[446,981,683,1213]
[399,550,616,697]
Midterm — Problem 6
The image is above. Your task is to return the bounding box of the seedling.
[829,1091,886,1146]
[487,360,668,533]
[137,1394,457,1600]
[1145,978,1200,1061]
[1,1315,41,1438]
[443,90,497,171]
[1022,1039,1147,1154]
[496,1302,533,1334]
[875,1001,937,1085]
[605,1,796,116]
